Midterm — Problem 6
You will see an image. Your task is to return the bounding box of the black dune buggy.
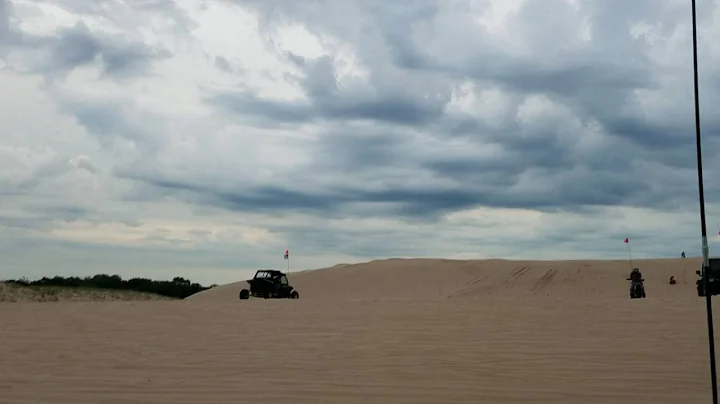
[697,257,720,297]
[239,269,299,300]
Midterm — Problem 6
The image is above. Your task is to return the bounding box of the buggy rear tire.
[290,291,299,299]
[239,289,250,300]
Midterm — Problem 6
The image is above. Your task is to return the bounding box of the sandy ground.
[1,257,717,403]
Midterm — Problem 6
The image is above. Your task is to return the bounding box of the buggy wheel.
[239,289,250,300]
[290,291,299,299]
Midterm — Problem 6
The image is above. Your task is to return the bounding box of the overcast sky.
[2,0,720,285]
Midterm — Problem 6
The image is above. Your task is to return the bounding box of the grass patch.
[0,282,179,303]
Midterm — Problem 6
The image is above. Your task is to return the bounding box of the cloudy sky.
[2,0,720,285]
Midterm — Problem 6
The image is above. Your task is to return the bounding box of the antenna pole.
[691,1,717,401]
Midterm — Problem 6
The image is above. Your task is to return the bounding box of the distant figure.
[669,276,677,285]
[682,251,686,258]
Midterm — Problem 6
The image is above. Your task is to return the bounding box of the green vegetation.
[0,282,177,302]
[5,274,213,299]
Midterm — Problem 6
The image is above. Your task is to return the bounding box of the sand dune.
[2,257,717,403]
[189,257,703,302]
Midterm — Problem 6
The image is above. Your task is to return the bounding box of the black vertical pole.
[691,0,718,402]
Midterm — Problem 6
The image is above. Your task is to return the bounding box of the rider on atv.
[629,268,643,283]
[628,268,646,298]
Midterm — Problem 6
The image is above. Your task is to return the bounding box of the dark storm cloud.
[208,54,448,126]
[126,175,489,219]
[115,172,346,216]
[207,92,313,123]
[208,88,443,126]
[0,0,22,50]
[231,5,688,155]
[310,125,415,172]
[196,0,720,220]
[0,0,10,41]
[120,151,655,221]
[32,22,168,78]
[12,0,717,226]
[2,1,171,79]
[221,0,712,152]
[207,0,659,140]
[52,94,165,153]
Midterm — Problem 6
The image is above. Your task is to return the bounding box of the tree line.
[6,274,216,299]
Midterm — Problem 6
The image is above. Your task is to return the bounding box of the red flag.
[284,250,289,259]
[624,238,629,243]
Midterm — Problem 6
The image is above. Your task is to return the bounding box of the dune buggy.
[239,269,299,300]
[697,257,720,297]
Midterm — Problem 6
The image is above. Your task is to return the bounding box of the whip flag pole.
[624,238,634,270]
[284,249,290,275]
[690,0,718,401]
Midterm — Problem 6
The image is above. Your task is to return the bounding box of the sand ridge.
[189,257,702,302]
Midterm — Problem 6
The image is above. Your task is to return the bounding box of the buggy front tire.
[239,289,250,300]
[290,291,299,299]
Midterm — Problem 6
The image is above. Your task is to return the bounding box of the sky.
[2,0,720,285]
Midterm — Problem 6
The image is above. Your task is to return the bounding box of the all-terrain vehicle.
[696,257,720,297]
[626,268,646,299]
[627,278,646,299]
[239,269,299,300]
